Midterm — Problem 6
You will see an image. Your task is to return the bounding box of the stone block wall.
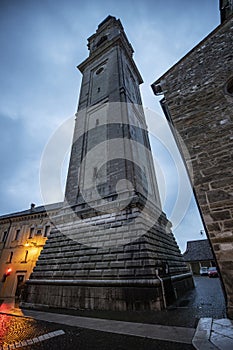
[29,205,188,281]
[22,281,163,311]
[152,17,233,317]
[22,203,192,310]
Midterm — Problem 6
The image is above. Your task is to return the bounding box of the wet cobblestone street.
[0,314,195,350]
[0,313,193,350]
[0,313,65,349]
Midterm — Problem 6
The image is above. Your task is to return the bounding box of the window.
[22,250,28,263]
[44,225,50,237]
[36,229,42,235]
[96,118,99,126]
[2,231,8,243]
[29,227,34,239]
[14,229,20,241]
[96,35,108,48]
[93,167,97,179]
[96,67,104,75]
[8,251,13,263]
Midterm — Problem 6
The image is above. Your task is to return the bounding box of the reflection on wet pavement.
[173,276,226,320]
[0,313,63,348]
[0,298,23,316]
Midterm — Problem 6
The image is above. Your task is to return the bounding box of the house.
[0,202,62,299]
[183,239,215,275]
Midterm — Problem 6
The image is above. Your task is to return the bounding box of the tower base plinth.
[21,274,194,311]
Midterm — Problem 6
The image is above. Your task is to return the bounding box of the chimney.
[30,203,36,211]
[220,0,233,23]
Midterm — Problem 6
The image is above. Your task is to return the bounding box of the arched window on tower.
[96,35,108,48]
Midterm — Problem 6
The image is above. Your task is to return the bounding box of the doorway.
[15,274,24,300]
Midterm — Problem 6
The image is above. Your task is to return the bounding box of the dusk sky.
[0,0,220,251]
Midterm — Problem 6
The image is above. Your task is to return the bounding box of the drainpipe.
[156,269,167,309]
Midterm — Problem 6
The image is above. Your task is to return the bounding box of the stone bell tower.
[64,15,162,218]
[22,16,193,311]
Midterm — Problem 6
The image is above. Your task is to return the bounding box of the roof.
[0,202,63,220]
[98,15,116,29]
[183,239,214,262]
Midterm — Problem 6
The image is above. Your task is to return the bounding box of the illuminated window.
[24,250,28,263]
[21,250,28,263]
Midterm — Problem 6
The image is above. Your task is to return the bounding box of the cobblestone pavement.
[167,276,226,323]
[0,313,194,350]
[0,313,65,349]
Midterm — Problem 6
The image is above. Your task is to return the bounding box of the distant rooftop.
[183,239,214,262]
[0,202,63,220]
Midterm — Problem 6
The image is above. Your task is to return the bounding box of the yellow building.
[0,202,62,299]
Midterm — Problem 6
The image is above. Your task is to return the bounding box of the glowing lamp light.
[6,268,12,275]
[2,268,12,282]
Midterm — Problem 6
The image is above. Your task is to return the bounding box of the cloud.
[174,197,206,253]
[0,0,213,250]
[0,113,42,213]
